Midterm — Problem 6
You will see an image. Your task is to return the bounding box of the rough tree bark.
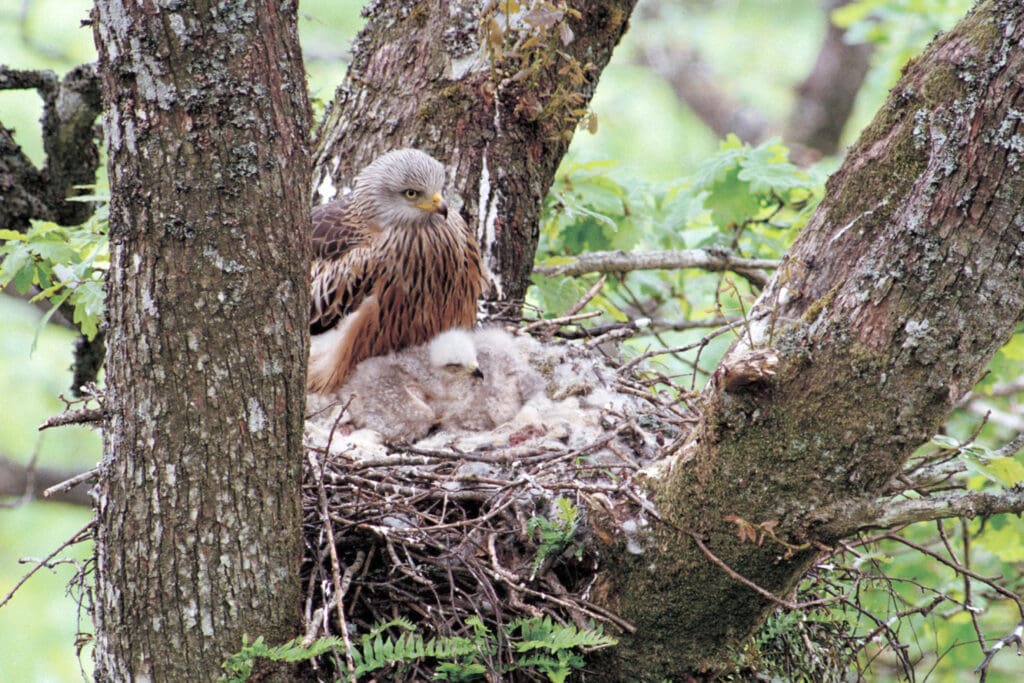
[19,0,1020,678]
[312,0,637,301]
[585,1,1024,677]
[91,2,310,680]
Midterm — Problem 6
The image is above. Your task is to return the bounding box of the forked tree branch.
[637,0,871,162]
[0,64,102,229]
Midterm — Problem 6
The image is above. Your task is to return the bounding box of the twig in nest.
[563,274,607,318]
[553,319,640,340]
[621,314,759,374]
[296,326,691,678]
[308,451,358,683]
[583,319,651,347]
[521,309,602,335]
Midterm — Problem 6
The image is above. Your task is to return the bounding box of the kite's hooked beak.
[430,192,448,219]
[417,192,448,218]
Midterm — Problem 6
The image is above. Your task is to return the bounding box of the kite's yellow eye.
[403,189,419,200]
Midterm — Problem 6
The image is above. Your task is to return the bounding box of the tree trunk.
[91,2,311,680]
[312,0,637,301]
[784,0,873,156]
[587,1,1024,677]
[81,0,1024,679]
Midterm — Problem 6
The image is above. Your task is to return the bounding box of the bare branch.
[535,248,777,286]
[0,455,93,507]
[43,467,98,502]
[816,489,1024,541]
[874,490,1024,529]
[992,431,1024,459]
[783,0,873,157]
[38,408,105,431]
[961,377,1024,401]
[0,519,95,609]
[976,617,1024,680]
[638,43,769,145]
[636,1,871,162]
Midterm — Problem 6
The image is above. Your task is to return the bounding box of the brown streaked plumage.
[308,149,486,393]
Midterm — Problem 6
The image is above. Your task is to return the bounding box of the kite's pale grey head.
[429,329,483,378]
[355,149,449,230]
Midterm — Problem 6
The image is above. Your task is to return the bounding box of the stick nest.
[299,322,694,680]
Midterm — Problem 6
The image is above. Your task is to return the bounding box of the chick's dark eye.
[403,189,419,199]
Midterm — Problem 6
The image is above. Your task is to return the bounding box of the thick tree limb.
[535,248,777,286]
[814,489,1024,538]
[638,0,871,161]
[639,42,769,144]
[0,65,106,390]
[70,332,105,397]
[92,1,311,678]
[0,64,102,229]
[589,3,1024,676]
[783,0,873,156]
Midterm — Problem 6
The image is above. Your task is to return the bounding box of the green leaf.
[31,290,71,354]
[738,143,805,194]
[528,274,587,318]
[692,134,747,188]
[0,228,28,241]
[13,262,35,294]
[929,434,961,450]
[967,457,1024,487]
[27,238,78,264]
[70,279,105,340]
[702,168,762,229]
[0,243,32,286]
[30,282,65,302]
[999,333,1024,360]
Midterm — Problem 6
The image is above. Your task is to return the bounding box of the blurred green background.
[2,0,1020,681]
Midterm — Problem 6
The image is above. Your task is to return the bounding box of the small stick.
[38,408,105,431]
[0,520,95,609]
[43,467,98,499]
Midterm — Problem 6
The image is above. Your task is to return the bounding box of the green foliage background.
[2,0,1020,681]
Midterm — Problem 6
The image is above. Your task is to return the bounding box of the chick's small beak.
[471,367,484,379]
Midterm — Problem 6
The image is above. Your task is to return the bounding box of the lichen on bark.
[585,1,1024,677]
[91,1,311,679]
